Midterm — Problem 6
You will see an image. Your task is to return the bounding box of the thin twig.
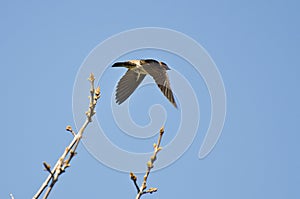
[131,127,165,199]
[66,125,76,137]
[130,172,140,193]
[32,73,100,199]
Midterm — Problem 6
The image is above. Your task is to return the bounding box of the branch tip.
[88,73,95,82]
[65,125,72,132]
[146,187,158,194]
[130,172,137,181]
[43,162,51,172]
[160,126,164,135]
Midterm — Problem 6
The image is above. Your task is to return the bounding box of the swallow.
[112,59,177,108]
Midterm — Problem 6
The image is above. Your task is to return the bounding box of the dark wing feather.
[142,63,177,108]
[115,69,146,104]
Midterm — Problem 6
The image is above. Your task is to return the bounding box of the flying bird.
[112,59,177,108]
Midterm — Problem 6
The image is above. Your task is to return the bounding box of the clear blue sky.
[1,0,299,198]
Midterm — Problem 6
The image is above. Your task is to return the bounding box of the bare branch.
[66,125,76,137]
[32,73,100,199]
[144,187,158,194]
[130,172,140,193]
[132,127,165,199]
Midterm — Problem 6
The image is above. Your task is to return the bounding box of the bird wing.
[142,63,177,108]
[115,69,146,105]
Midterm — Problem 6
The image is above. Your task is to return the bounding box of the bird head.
[159,61,171,70]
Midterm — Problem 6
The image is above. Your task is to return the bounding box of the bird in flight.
[112,59,177,108]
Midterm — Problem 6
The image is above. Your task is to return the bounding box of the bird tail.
[112,61,136,68]
[112,62,125,67]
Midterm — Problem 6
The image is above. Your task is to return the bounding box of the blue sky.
[1,1,299,198]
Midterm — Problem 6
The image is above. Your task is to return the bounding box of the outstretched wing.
[142,63,177,108]
[115,69,146,104]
